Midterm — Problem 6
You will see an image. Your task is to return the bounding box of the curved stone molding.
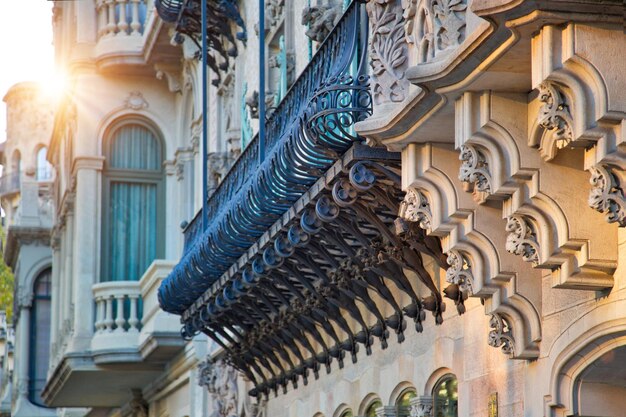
[488,313,515,356]
[445,249,473,293]
[588,163,626,227]
[398,187,432,230]
[458,144,492,194]
[456,91,615,291]
[367,0,410,105]
[536,82,573,160]
[505,215,540,265]
[403,144,541,359]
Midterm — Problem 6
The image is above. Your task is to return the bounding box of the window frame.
[432,373,458,417]
[101,119,165,283]
[28,267,52,407]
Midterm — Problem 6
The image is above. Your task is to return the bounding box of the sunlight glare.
[40,70,69,103]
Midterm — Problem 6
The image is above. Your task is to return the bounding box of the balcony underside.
[42,352,162,407]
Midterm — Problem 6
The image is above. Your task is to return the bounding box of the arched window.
[396,388,417,408]
[102,121,164,282]
[340,410,353,417]
[365,400,383,417]
[433,374,458,417]
[29,268,52,406]
[36,146,53,181]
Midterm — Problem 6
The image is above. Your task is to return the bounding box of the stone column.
[68,157,104,352]
[49,235,61,361]
[14,307,30,408]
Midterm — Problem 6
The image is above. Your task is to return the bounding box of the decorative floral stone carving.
[538,82,573,151]
[445,249,473,293]
[505,215,540,264]
[432,0,467,51]
[367,0,409,104]
[488,313,515,355]
[207,152,236,194]
[197,358,239,417]
[398,187,432,230]
[410,395,433,417]
[402,0,466,63]
[124,91,149,110]
[266,0,285,29]
[458,144,492,193]
[589,163,626,226]
[301,1,342,43]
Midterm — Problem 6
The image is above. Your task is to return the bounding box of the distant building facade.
[17,1,626,417]
[0,82,56,417]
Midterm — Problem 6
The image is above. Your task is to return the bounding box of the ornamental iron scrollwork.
[459,144,492,193]
[505,215,540,264]
[538,82,573,151]
[398,187,432,230]
[488,313,515,356]
[367,0,410,104]
[155,0,247,86]
[588,163,626,227]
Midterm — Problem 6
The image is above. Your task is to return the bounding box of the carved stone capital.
[458,144,492,193]
[588,163,626,226]
[445,249,473,294]
[538,82,573,152]
[197,358,239,417]
[505,215,540,264]
[301,1,342,43]
[367,0,410,105]
[398,188,432,230]
[410,395,433,417]
[488,313,515,356]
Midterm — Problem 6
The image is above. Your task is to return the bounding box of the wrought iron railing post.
[201,0,208,231]
[258,0,266,164]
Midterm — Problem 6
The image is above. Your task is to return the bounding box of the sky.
[0,1,55,143]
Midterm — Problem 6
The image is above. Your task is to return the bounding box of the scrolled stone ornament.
[316,195,340,222]
[488,313,515,355]
[332,179,358,207]
[505,215,540,264]
[349,162,376,191]
[458,144,492,193]
[588,164,626,227]
[538,82,573,151]
[398,188,432,231]
[445,249,473,293]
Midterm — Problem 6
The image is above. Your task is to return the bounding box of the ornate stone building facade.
[7,1,625,417]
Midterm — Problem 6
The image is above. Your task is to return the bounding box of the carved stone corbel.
[445,249,473,293]
[488,313,515,356]
[537,82,573,157]
[198,358,239,417]
[505,215,540,264]
[458,144,492,194]
[588,163,626,227]
[398,187,432,230]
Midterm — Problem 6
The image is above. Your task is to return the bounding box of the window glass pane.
[29,269,52,407]
[109,182,157,281]
[36,147,52,180]
[396,389,417,407]
[109,124,160,170]
[433,375,458,417]
[365,400,382,417]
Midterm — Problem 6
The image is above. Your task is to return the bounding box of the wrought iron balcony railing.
[0,172,20,197]
[159,1,371,314]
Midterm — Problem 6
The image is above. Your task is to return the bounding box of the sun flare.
[39,70,69,102]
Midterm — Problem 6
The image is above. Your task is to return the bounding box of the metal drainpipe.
[258,0,266,163]
[201,0,208,231]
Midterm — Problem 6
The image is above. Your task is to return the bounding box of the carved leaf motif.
[589,164,626,226]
